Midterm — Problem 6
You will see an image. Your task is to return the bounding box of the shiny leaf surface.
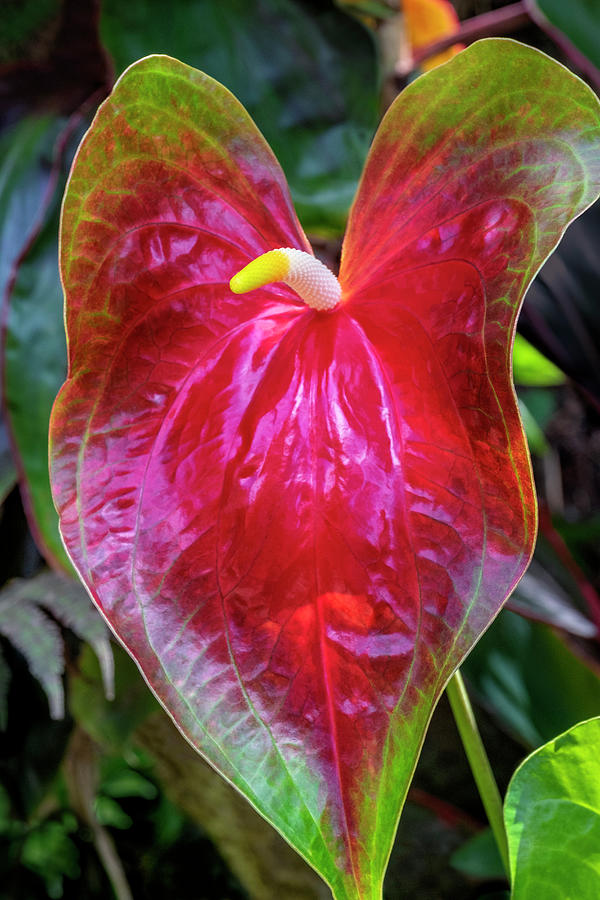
[505,716,600,898]
[50,44,600,898]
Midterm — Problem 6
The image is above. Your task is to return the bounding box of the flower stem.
[446,669,510,878]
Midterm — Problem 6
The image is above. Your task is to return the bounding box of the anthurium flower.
[403,0,464,70]
[50,41,600,900]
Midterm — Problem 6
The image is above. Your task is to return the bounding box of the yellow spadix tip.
[229,249,290,294]
[229,247,342,312]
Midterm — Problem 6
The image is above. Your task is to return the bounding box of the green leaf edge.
[504,715,600,893]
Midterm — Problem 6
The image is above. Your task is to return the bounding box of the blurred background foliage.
[1,0,599,897]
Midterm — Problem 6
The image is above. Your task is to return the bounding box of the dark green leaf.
[0,113,72,569]
[520,199,600,408]
[0,0,60,65]
[516,387,557,431]
[21,820,80,896]
[450,827,505,881]
[1,113,91,572]
[527,0,600,71]
[463,610,600,748]
[70,643,159,751]
[534,521,600,627]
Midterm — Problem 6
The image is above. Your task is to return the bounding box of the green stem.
[446,669,510,878]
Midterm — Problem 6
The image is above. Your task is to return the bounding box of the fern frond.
[0,572,114,725]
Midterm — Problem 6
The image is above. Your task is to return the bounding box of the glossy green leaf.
[462,610,600,748]
[99,0,379,234]
[527,0,600,71]
[505,716,600,898]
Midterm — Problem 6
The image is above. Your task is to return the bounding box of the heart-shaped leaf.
[50,43,600,899]
[504,716,600,898]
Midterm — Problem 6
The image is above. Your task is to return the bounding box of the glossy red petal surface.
[50,46,600,899]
